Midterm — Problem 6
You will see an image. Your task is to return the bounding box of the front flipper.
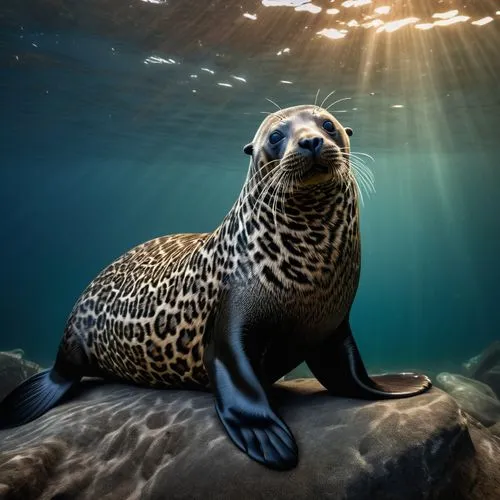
[204,288,298,470]
[306,318,432,399]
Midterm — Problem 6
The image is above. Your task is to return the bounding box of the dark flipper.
[0,348,83,431]
[204,288,298,471]
[306,318,432,399]
[0,367,78,429]
[0,332,91,429]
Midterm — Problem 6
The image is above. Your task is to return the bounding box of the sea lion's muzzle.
[298,135,324,157]
[292,134,344,186]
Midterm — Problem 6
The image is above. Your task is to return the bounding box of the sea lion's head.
[244,104,354,190]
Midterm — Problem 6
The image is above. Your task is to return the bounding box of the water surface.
[0,0,499,376]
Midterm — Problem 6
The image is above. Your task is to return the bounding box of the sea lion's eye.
[322,120,335,133]
[269,130,284,145]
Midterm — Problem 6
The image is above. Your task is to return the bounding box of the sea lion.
[0,104,431,470]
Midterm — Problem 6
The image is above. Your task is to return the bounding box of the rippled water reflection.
[0,0,498,374]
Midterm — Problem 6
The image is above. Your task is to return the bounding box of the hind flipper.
[306,318,432,400]
[0,367,78,429]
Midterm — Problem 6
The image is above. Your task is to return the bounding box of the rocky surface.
[463,342,500,375]
[435,343,500,432]
[457,418,500,499]
[463,342,500,399]
[489,422,500,438]
[0,350,42,401]
[482,366,500,399]
[436,372,500,427]
[0,378,499,499]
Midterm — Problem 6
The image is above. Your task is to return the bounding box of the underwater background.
[0,0,499,378]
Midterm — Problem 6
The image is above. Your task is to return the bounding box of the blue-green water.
[0,0,499,378]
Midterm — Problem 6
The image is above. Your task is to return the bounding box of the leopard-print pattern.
[60,105,361,389]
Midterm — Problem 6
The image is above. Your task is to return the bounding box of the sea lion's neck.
[210,178,360,274]
[231,176,359,231]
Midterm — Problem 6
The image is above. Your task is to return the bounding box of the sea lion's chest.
[224,230,360,383]
[242,216,361,331]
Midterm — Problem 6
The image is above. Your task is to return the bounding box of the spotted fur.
[60,105,361,389]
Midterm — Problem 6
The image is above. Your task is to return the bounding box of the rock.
[438,373,498,400]
[463,353,483,377]
[489,422,500,438]
[436,372,500,427]
[463,342,500,398]
[454,417,500,499]
[0,350,42,401]
[0,378,498,499]
[478,366,500,400]
[462,341,500,377]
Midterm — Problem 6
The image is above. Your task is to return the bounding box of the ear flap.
[243,143,254,155]
[345,127,353,137]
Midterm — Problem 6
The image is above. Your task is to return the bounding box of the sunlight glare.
[342,0,371,7]
[432,10,459,20]
[415,23,434,30]
[295,3,322,13]
[362,19,384,28]
[374,6,391,15]
[471,17,494,26]
[376,17,419,33]
[262,0,308,6]
[317,28,348,39]
[433,16,470,27]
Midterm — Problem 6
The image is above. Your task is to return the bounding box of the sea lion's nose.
[298,136,323,156]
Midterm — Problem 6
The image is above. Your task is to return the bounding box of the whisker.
[320,90,337,109]
[255,167,282,221]
[272,172,283,229]
[347,160,371,202]
[254,177,270,222]
[342,164,351,196]
[259,182,271,224]
[291,171,297,199]
[314,89,321,107]
[341,151,376,188]
[325,97,352,112]
[346,176,354,198]
[349,160,375,192]
[353,171,375,195]
[345,150,375,162]
[339,169,348,196]
[348,155,372,173]
[342,171,352,198]
[352,167,373,197]
[266,169,278,228]
[349,158,375,186]
[265,97,282,111]
[236,160,281,211]
[349,170,365,206]
[277,171,288,207]
[281,175,292,223]
[341,160,356,195]
[344,157,370,177]
[354,168,375,191]
[341,150,367,162]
